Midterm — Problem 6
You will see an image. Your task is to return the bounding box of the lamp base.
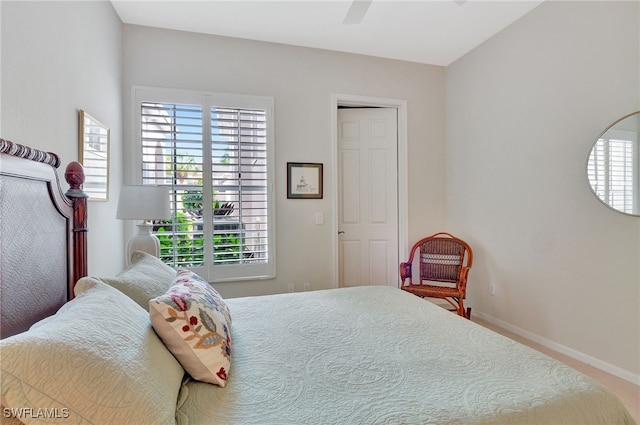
[126,222,161,266]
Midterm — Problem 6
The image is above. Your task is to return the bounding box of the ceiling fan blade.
[342,0,373,25]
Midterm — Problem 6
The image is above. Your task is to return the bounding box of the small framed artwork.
[287,162,323,199]
[79,110,110,201]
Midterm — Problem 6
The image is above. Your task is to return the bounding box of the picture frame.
[287,162,323,199]
[79,110,110,201]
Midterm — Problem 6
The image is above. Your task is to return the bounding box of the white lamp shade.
[116,185,171,220]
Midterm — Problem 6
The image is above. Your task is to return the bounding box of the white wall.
[1,1,124,276]
[122,25,447,297]
[447,1,639,382]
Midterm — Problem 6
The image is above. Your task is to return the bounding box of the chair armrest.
[399,262,412,283]
[458,266,471,291]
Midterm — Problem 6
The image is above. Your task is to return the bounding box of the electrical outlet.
[288,283,295,293]
[303,282,310,291]
[489,283,496,296]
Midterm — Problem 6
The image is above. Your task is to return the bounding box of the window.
[587,129,638,214]
[134,87,275,282]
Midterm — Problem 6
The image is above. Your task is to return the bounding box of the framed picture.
[287,162,323,199]
[79,110,110,201]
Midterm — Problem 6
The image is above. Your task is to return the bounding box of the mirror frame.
[78,110,110,201]
[586,110,640,217]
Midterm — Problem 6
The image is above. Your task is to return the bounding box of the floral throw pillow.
[149,269,232,386]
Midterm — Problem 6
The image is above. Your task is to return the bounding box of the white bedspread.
[175,286,635,425]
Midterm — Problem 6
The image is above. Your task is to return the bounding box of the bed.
[0,140,636,425]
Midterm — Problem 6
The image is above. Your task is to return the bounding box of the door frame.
[331,93,408,288]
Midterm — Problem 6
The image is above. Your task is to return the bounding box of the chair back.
[409,233,473,285]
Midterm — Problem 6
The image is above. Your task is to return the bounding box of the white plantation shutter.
[141,102,206,267]
[211,107,269,266]
[135,87,275,281]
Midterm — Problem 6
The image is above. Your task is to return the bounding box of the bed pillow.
[101,250,176,310]
[0,277,184,425]
[149,269,232,387]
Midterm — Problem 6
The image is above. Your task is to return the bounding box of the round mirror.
[587,111,640,216]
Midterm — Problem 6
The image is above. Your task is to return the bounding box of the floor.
[474,318,640,423]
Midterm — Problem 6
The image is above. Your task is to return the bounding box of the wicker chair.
[399,232,473,319]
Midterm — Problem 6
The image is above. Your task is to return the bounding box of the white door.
[338,108,398,287]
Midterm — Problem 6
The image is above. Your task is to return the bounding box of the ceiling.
[111,0,543,66]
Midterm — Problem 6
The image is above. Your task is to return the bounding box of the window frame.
[131,86,276,282]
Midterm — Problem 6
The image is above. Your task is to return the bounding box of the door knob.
[338,231,345,234]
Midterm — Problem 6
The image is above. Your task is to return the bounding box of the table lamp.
[116,185,171,265]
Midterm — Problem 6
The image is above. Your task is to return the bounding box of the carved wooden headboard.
[0,139,88,339]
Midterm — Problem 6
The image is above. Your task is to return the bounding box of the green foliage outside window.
[154,191,247,268]
[155,211,204,267]
[182,189,235,217]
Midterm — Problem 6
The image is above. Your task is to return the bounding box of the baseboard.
[473,311,640,387]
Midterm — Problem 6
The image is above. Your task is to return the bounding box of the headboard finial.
[65,161,87,197]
